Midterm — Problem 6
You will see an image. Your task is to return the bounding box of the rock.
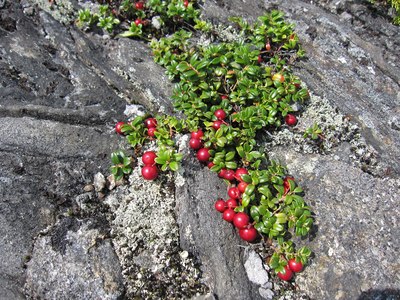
[93,172,106,192]
[269,147,400,300]
[259,287,274,300]
[244,251,269,286]
[175,147,264,300]
[1,0,400,299]
[104,168,207,299]
[25,218,125,299]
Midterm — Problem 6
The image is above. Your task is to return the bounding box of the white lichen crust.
[104,165,208,299]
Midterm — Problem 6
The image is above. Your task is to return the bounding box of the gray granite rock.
[175,142,265,300]
[1,0,400,300]
[25,218,124,299]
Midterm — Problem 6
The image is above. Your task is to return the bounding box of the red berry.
[218,168,227,178]
[283,176,295,195]
[191,129,204,139]
[141,165,158,180]
[215,199,226,213]
[207,162,215,169]
[214,109,226,120]
[144,118,157,128]
[288,258,303,273]
[239,226,258,242]
[277,265,294,281]
[222,209,235,222]
[238,181,248,193]
[223,170,235,181]
[294,82,301,89]
[147,127,156,137]
[135,2,144,10]
[189,138,202,150]
[183,0,189,7]
[228,187,241,200]
[115,121,125,134]
[233,212,250,229]
[134,19,142,26]
[265,43,271,51]
[142,151,157,166]
[226,198,238,209]
[235,168,248,181]
[212,120,223,130]
[221,95,228,100]
[257,55,263,64]
[197,148,210,162]
[285,114,297,126]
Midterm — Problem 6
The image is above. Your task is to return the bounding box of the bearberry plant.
[79,1,314,282]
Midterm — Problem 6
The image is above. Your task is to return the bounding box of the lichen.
[263,92,384,176]
[104,163,208,299]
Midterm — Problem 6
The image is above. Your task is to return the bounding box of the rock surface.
[25,218,125,299]
[1,0,400,300]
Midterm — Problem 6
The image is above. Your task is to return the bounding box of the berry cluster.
[77,0,200,38]
[277,258,303,281]
[109,9,313,282]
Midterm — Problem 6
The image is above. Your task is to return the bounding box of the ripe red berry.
[141,165,158,180]
[277,265,294,281]
[283,176,295,195]
[134,19,142,26]
[212,120,223,130]
[197,148,210,162]
[235,168,248,181]
[147,127,156,137]
[221,95,228,100]
[228,187,241,200]
[189,138,202,150]
[285,114,297,126]
[115,121,125,134]
[288,258,303,273]
[215,199,226,213]
[135,2,144,10]
[214,109,226,120]
[294,82,301,89]
[257,55,263,64]
[142,151,157,166]
[218,168,227,178]
[183,0,189,7]
[238,181,248,193]
[207,162,215,169]
[239,226,258,242]
[223,170,235,181]
[144,118,157,128]
[226,198,238,209]
[265,43,271,51]
[233,212,250,229]
[191,129,204,139]
[222,208,235,222]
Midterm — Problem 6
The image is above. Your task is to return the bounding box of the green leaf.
[258,185,272,198]
[242,194,251,207]
[111,152,121,165]
[155,157,167,164]
[225,151,235,161]
[177,62,190,72]
[236,146,245,158]
[170,161,179,171]
[225,161,237,169]
[241,174,252,183]
[245,184,255,195]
